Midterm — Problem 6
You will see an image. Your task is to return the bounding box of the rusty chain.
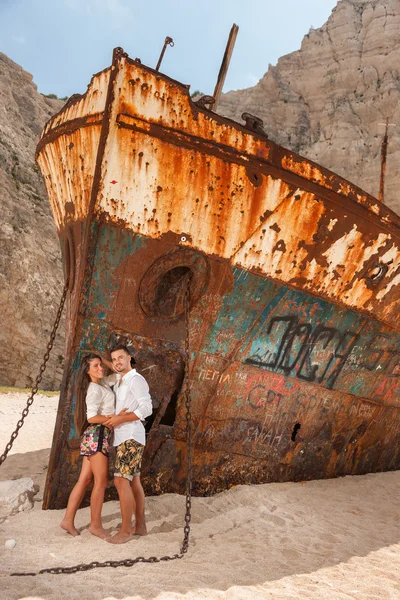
[0,280,69,468]
[11,273,193,576]
[181,272,193,554]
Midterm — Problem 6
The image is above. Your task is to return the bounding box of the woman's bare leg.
[88,452,109,539]
[60,457,93,536]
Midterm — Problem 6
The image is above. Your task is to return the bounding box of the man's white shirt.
[112,369,152,447]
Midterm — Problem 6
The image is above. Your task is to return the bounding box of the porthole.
[139,248,209,319]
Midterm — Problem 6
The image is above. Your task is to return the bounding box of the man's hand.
[102,413,115,429]
[104,408,130,428]
[104,414,124,428]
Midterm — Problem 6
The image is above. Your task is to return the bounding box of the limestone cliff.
[0,53,64,389]
[218,0,400,216]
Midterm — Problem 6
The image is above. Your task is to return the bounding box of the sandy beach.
[0,391,399,600]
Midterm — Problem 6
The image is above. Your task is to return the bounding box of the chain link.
[181,272,193,554]
[0,280,69,468]
[11,273,194,576]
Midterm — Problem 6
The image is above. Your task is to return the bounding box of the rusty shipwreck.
[36,47,400,509]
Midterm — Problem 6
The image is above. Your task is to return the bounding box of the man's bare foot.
[88,525,110,540]
[60,520,80,537]
[107,531,134,544]
[131,523,147,536]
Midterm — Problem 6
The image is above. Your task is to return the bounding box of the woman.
[60,353,115,539]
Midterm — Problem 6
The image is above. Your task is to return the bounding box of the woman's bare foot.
[131,523,147,536]
[88,525,110,540]
[60,520,80,537]
[107,531,134,544]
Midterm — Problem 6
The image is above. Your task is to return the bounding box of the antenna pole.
[156,36,174,72]
[379,117,389,203]
[211,24,239,111]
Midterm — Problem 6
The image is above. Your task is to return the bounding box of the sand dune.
[0,392,399,600]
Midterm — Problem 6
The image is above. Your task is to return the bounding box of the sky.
[0,0,338,98]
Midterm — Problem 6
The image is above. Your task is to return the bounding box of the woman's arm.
[86,350,115,373]
[87,414,114,425]
[85,386,113,426]
[101,356,115,372]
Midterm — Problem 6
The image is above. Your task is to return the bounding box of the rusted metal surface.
[36,48,400,509]
[241,112,266,135]
[195,95,215,110]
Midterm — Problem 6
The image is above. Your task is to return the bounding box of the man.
[104,344,152,544]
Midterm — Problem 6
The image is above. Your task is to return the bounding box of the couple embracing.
[60,344,152,544]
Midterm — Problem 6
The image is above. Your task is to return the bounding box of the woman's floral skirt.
[80,424,113,457]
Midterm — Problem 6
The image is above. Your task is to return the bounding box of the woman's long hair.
[74,353,102,437]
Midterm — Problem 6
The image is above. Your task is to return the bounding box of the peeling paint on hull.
[36,48,400,509]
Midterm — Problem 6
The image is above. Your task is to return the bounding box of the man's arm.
[88,414,114,425]
[104,375,152,427]
[130,376,152,420]
[103,408,137,428]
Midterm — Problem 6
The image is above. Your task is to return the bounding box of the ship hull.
[43,219,400,508]
[36,48,400,509]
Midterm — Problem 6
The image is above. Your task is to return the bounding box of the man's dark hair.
[110,343,136,365]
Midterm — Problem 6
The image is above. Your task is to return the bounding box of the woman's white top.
[85,379,115,419]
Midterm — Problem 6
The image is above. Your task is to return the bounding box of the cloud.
[12,35,26,44]
[65,0,132,27]
[247,72,260,86]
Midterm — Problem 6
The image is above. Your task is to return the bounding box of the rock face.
[218,0,400,216]
[0,53,65,389]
